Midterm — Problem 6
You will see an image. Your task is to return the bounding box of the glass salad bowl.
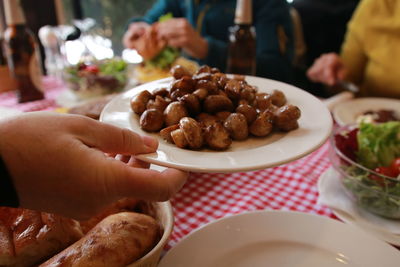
[63,58,128,99]
[329,122,400,219]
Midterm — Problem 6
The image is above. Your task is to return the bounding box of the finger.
[71,117,158,155]
[116,154,131,163]
[106,162,188,201]
[127,157,151,169]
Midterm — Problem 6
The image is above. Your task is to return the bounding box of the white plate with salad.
[332,97,400,126]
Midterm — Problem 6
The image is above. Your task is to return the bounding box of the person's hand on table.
[0,112,188,220]
[307,52,347,86]
[157,18,209,59]
[123,21,151,49]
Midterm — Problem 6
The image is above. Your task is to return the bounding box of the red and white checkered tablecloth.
[0,77,65,112]
[167,142,334,248]
[0,77,336,251]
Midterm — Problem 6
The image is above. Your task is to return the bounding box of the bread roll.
[79,198,139,234]
[40,212,159,267]
[0,207,83,267]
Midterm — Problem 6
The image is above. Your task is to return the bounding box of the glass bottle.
[226,0,256,76]
[0,1,16,92]
[3,0,44,103]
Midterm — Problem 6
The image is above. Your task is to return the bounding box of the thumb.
[73,118,158,155]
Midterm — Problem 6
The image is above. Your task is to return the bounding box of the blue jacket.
[129,0,294,82]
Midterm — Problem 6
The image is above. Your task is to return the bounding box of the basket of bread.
[0,199,173,267]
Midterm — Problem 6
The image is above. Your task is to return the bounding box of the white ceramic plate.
[332,97,400,126]
[100,76,332,173]
[158,210,400,267]
[318,167,400,246]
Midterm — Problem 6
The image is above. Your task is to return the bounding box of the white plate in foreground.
[100,76,332,173]
[158,210,400,267]
[333,97,400,126]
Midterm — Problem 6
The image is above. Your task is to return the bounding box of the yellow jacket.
[341,0,400,98]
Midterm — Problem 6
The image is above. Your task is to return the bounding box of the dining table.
[0,76,337,251]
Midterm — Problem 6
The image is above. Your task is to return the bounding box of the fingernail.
[142,136,158,150]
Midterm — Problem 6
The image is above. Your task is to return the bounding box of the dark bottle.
[3,0,44,103]
[226,0,256,76]
[0,1,16,92]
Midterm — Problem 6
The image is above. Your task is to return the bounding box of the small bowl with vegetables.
[330,121,400,219]
[64,58,128,99]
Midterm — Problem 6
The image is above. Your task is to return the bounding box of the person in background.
[290,0,359,97]
[123,0,295,83]
[307,0,400,99]
[0,112,188,220]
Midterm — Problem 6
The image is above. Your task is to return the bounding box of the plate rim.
[158,210,400,267]
[100,76,333,173]
[332,97,400,126]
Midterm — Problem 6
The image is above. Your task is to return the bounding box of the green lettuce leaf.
[356,121,400,169]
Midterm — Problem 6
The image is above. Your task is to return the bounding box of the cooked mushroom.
[170,65,191,79]
[196,65,212,74]
[179,117,203,149]
[193,88,208,101]
[240,84,257,104]
[196,80,219,95]
[140,108,164,132]
[224,79,242,101]
[130,90,153,114]
[249,110,274,137]
[152,87,169,98]
[216,111,231,121]
[270,89,287,107]
[146,95,170,112]
[193,72,212,82]
[204,122,232,150]
[160,124,179,143]
[236,104,258,125]
[170,76,195,94]
[164,102,188,126]
[170,89,187,101]
[224,113,249,140]
[197,113,218,128]
[179,94,201,116]
[255,93,273,111]
[171,129,188,148]
[203,95,234,114]
[274,104,301,131]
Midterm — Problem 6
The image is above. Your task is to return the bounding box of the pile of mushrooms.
[130,65,301,151]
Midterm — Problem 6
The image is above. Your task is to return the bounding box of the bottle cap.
[234,0,252,25]
[4,0,26,25]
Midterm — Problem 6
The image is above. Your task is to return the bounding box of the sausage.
[40,212,159,267]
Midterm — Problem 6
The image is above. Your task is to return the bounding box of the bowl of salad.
[64,58,128,99]
[330,121,400,219]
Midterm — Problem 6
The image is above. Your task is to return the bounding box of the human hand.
[0,112,188,220]
[156,18,208,59]
[307,53,347,86]
[123,22,150,49]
